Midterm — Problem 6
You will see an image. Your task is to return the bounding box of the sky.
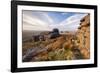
[22,10,88,31]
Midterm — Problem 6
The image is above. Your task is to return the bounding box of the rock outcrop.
[76,14,90,59]
[49,28,60,39]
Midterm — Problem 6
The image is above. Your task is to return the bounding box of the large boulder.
[49,28,60,39]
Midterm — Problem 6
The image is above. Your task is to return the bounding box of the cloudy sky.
[22,10,88,31]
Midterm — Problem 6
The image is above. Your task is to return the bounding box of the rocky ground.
[22,33,83,62]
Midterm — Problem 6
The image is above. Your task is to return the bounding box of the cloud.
[23,14,48,26]
[39,12,54,24]
[23,10,88,31]
[22,11,54,31]
[50,13,88,31]
[23,13,51,31]
[23,11,54,24]
[61,12,69,15]
[59,14,87,25]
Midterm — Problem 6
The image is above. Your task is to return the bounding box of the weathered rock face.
[76,14,90,59]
